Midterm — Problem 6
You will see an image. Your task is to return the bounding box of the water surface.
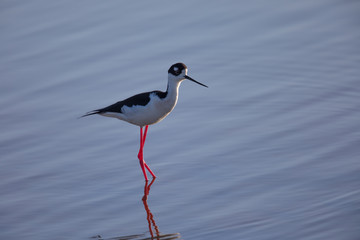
[1,0,359,239]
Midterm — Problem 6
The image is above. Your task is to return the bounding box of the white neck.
[165,78,182,106]
[160,73,186,114]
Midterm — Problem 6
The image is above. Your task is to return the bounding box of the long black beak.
[184,75,208,88]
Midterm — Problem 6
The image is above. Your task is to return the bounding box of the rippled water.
[1,0,359,239]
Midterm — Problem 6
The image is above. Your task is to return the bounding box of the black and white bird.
[81,63,208,181]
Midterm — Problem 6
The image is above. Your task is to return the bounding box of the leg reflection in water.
[142,178,159,238]
[92,179,180,240]
[142,179,181,240]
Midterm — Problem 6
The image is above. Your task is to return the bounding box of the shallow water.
[1,0,360,239]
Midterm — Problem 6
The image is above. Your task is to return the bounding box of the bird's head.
[168,63,208,88]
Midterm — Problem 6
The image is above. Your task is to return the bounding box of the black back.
[101,92,151,113]
[81,90,168,117]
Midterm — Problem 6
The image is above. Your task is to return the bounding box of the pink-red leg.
[142,126,156,178]
[138,127,148,181]
[138,125,156,181]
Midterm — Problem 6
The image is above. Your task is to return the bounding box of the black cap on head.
[168,63,187,76]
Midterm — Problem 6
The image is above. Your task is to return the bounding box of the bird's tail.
[79,110,102,118]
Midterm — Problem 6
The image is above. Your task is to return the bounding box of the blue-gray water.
[1,1,359,239]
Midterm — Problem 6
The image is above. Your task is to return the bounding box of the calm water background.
[1,0,359,239]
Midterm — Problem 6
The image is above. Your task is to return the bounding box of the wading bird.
[81,63,208,180]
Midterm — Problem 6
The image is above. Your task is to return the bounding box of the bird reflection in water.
[92,179,180,240]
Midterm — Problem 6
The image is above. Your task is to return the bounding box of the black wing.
[81,92,153,118]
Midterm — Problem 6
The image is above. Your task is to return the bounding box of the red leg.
[138,127,148,181]
[145,163,156,178]
[142,125,148,146]
[142,126,156,178]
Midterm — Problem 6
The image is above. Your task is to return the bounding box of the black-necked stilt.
[82,63,207,181]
